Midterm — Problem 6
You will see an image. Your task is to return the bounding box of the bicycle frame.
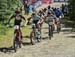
[13,29,22,52]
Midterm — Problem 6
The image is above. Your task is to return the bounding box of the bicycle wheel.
[49,26,51,40]
[35,28,41,42]
[37,31,41,42]
[13,33,19,52]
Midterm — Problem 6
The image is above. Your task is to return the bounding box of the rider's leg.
[19,28,23,40]
[30,27,36,45]
[37,23,41,32]
[30,32,33,44]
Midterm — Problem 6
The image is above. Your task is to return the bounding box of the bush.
[68,0,75,21]
[0,25,7,35]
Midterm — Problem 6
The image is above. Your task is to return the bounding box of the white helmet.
[14,25,19,29]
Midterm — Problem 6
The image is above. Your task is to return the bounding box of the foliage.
[0,0,23,24]
[0,25,7,35]
[0,0,23,35]
[68,0,75,21]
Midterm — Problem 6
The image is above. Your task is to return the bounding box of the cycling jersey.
[9,14,25,26]
[46,8,55,15]
[31,15,40,24]
[55,9,62,18]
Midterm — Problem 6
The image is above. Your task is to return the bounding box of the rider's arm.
[41,15,44,22]
[8,15,15,24]
[20,15,26,21]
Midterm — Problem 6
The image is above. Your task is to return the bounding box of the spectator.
[24,0,29,15]
[61,4,65,14]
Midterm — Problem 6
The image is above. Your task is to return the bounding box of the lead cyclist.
[7,8,26,47]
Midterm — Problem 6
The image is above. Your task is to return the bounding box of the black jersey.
[9,14,25,26]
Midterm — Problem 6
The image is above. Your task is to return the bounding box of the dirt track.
[1,2,74,57]
[0,23,75,57]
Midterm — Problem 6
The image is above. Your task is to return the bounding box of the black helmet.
[15,11,20,14]
[48,11,52,15]
[15,8,21,14]
[48,5,51,9]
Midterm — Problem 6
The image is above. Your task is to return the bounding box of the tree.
[69,0,75,21]
[0,0,23,24]
[0,0,8,23]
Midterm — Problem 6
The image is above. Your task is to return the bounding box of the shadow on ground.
[0,47,15,53]
[66,36,75,38]
[44,31,58,34]
[23,35,30,38]
[42,36,49,40]
[22,42,31,46]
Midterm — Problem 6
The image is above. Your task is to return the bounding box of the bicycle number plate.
[49,22,53,25]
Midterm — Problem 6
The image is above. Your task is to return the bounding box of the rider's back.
[46,15,54,25]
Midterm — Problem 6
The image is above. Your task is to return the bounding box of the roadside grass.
[0,12,32,48]
[62,18,75,28]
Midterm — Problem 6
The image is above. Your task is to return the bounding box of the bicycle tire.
[13,33,19,52]
[35,29,41,42]
[49,25,53,40]
[13,40,17,52]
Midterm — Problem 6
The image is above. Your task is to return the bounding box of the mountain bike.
[30,24,41,45]
[13,25,22,52]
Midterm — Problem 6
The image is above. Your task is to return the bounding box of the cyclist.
[55,8,64,20]
[45,6,55,23]
[28,12,41,44]
[55,8,63,32]
[46,12,56,38]
[8,8,26,47]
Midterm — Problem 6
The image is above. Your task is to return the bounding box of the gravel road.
[0,23,75,57]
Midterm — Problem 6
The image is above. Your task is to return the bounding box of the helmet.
[48,11,52,15]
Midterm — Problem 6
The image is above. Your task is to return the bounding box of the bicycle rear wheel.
[49,25,53,40]
[13,40,17,52]
[13,33,19,52]
[49,26,51,40]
